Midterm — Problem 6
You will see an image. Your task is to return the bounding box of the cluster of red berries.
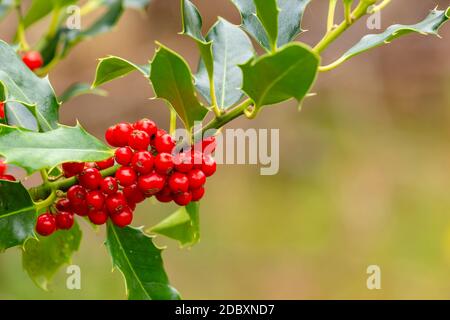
[0,159,16,181]
[35,118,217,237]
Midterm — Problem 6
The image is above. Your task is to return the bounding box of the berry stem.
[34,190,56,211]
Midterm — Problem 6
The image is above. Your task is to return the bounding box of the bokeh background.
[1,0,450,299]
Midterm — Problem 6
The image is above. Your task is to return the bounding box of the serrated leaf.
[253,0,279,51]
[240,43,319,108]
[106,223,181,300]
[22,221,82,290]
[5,102,39,132]
[196,18,254,109]
[150,44,207,130]
[0,41,60,131]
[58,83,107,103]
[150,202,200,247]
[0,181,36,251]
[92,56,150,88]
[0,0,14,21]
[328,7,450,68]
[232,0,310,51]
[181,0,214,98]
[0,124,113,175]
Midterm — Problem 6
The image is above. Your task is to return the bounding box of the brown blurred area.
[0,0,450,299]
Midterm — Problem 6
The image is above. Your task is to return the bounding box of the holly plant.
[0,0,448,300]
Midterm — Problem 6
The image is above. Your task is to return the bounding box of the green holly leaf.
[5,102,39,132]
[92,56,150,88]
[0,181,37,252]
[240,43,319,108]
[196,18,254,110]
[181,0,214,102]
[253,0,279,52]
[23,0,77,29]
[22,221,82,290]
[150,44,208,130]
[232,0,311,51]
[150,202,200,247]
[0,124,113,175]
[326,7,450,69]
[58,83,107,103]
[106,223,181,300]
[0,0,14,21]
[0,41,60,131]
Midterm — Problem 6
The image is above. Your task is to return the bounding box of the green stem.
[35,191,56,211]
[47,7,62,39]
[327,0,338,32]
[80,0,103,16]
[313,0,376,54]
[368,0,392,13]
[201,99,253,135]
[15,1,29,51]
[169,108,177,135]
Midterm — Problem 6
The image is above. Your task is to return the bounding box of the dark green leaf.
[150,202,200,247]
[0,40,60,131]
[0,124,113,175]
[150,44,207,130]
[327,7,450,68]
[240,43,319,108]
[196,18,254,109]
[232,0,311,51]
[253,0,279,51]
[92,56,150,88]
[22,221,82,290]
[59,83,107,103]
[5,102,39,132]
[106,223,181,300]
[0,181,36,251]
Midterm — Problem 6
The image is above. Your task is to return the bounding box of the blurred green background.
[1,0,450,299]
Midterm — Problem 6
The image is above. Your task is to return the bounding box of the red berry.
[191,187,205,201]
[105,193,127,214]
[151,128,167,146]
[105,125,119,147]
[22,51,44,70]
[100,176,118,195]
[154,133,175,153]
[88,210,109,225]
[192,151,203,168]
[85,162,97,169]
[168,172,189,193]
[115,166,137,187]
[131,151,154,174]
[173,191,192,206]
[62,162,85,178]
[112,122,133,147]
[128,130,150,151]
[154,153,174,175]
[55,211,74,230]
[155,186,173,203]
[187,169,206,189]
[86,190,105,211]
[0,101,4,119]
[123,184,146,204]
[0,159,6,176]
[134,118,157,138]
[202,154,217,177]
[56,198,71,211]
[110,207,133,227]
[0,174,15,181]
[138,172,166,196]
[173,152,193,173]
[96,157,114,170]
[72,203,89,216]
[67,185,87,206]
[78,168,102,190]
[115,146,134,165]
[36,213,56,236]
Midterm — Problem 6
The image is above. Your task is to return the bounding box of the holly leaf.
[23,0,77,29]
[150,44,208,130]
[0,41,60,131]
[92,56,150,88]
[150,202,200,247]
[326,7,450,68]
[253,0,279,51]
[0,181,37,252]
[22,221,82,290]
[58,83,107,103]
[196,18,254,110]
[105,223,181,300]
[240,43,319,108]
[232,0,311,51]
[0,124,113,175]
[5,101,39,132]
